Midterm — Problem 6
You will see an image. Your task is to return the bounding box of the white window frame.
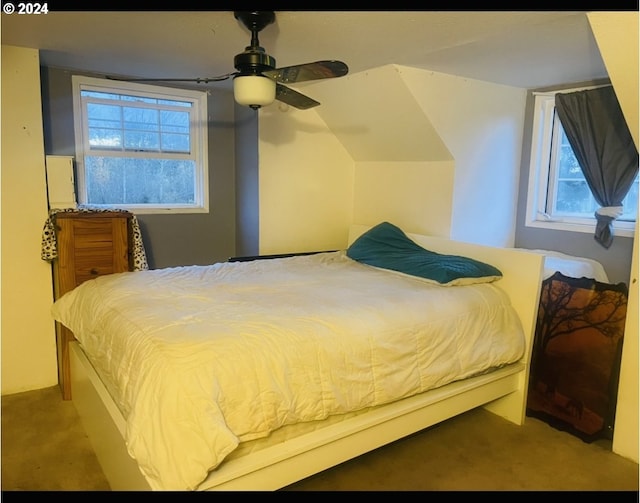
[525,87,636,238]
[71,75,209,214]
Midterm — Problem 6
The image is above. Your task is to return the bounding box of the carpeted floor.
[1,385,638,492]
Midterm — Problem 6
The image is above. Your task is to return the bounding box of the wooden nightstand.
[52,211,133,399]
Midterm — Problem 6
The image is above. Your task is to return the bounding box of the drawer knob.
[90,268,98,275]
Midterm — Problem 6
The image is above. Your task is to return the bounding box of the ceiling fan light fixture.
[233,75,276,110]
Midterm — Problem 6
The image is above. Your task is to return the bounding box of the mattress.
[51,250,525,490]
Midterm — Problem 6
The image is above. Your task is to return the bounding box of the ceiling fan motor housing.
[233,47,277,109]
[234,48,276,76]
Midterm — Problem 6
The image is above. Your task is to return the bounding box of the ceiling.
[1,10,609,91]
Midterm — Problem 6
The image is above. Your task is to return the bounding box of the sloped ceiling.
[587,12,639,147]
[308,65,452,162]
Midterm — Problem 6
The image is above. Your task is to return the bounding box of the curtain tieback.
[595,206,623,219]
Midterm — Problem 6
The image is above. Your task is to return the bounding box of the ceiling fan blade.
[275,84,320,110]
[106,72,238,84]
[263,60,348,84]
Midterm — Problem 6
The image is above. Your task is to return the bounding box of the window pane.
[87,103,121,125]
[555,180,597,214]
[161,133,190,152]
[124,131,160,151]
[160,110,190,153]
[89,128,122,149]
[82,90,121,100]
[85,156,195,205]
[550,121,597,217]
[161,110,189,133]
[123,106,158,131]
[621,177,639,221]
[121,95,157,104]
[122,107,159,152]
[87,103,123,149]
[554,120,638,221]
[557,146,582,178]
[158,99,192,108]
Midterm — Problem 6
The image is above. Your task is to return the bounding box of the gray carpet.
[1,385,638,491]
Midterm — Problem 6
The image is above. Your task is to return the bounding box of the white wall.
[312,65,456,237]
[588,11,639,465]
[259,65,526,250]
[312,65,452,163]
[1,45,59,394]
[258,104,354,254]
[398,66,527,247]
[352,161,454,237]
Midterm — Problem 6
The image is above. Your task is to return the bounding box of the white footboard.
[70,341,528,491]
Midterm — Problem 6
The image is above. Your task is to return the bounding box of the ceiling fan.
[108,11,349,110]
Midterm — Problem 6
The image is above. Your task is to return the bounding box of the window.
[72,76,209,214]
[525,88,638,237]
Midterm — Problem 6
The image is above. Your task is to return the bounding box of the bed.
[51,222,546,491]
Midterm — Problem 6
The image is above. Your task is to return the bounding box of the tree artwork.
[527,272,628,442]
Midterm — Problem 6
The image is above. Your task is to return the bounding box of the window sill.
[79,205,210,215]
[525,218,635,238]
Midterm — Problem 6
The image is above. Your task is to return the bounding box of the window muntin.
[72,76,209,214]
[525,89,637,236]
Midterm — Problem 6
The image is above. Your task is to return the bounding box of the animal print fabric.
[41,207,149,271]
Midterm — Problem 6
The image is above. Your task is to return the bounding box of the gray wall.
[514,82,634,286]
[234,103,260,257]
[41,66,248,269]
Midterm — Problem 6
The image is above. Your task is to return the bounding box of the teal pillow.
[346,222,502,286]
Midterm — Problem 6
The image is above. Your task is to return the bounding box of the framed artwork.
[527,272,628,442]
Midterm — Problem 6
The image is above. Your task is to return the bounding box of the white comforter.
[51,251,525,490]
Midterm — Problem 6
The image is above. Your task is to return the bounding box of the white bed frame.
[68,225,545,491]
